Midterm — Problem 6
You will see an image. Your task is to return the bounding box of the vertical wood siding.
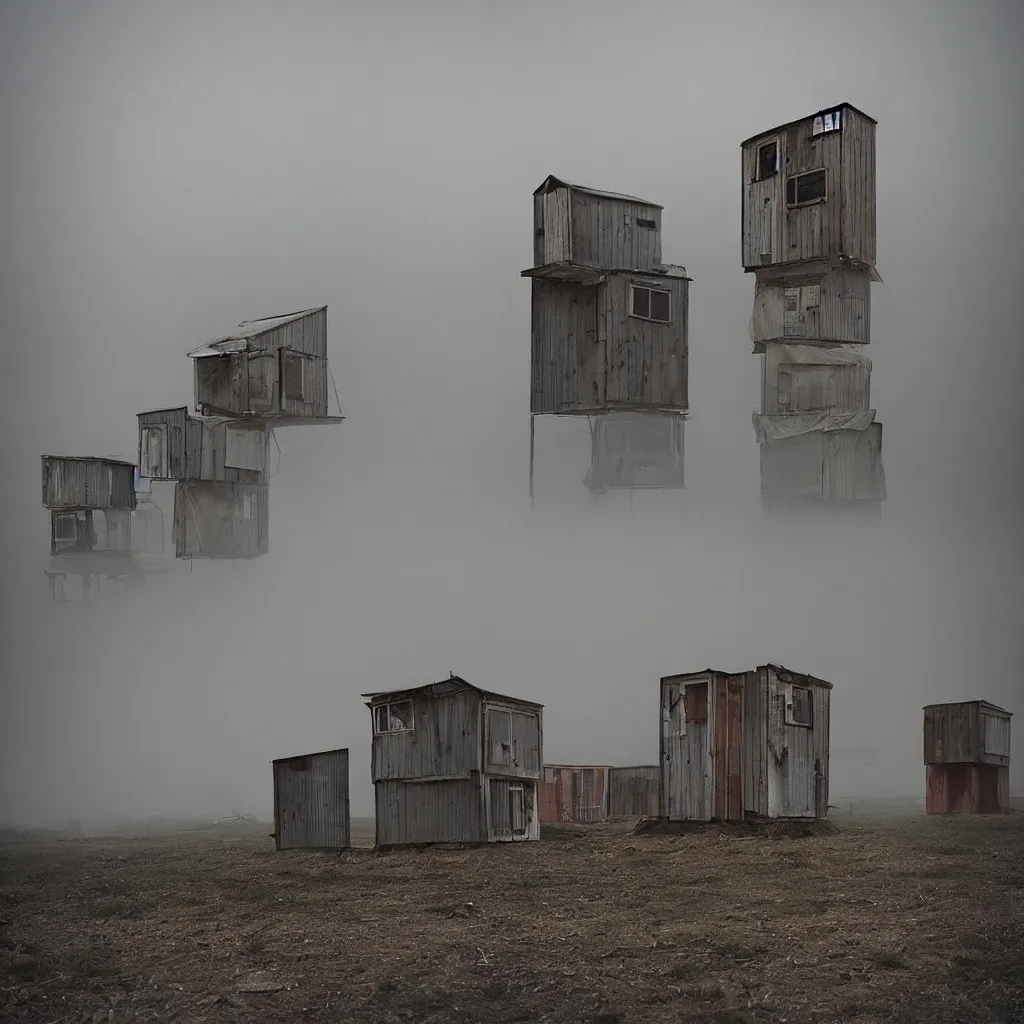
[371,690,479,782]
[762,345,872,415]
[172,481,269,558]
[139,410,267,483]
[273,748,350,850]
[751,266,871,345]
[42,457,136,511]
[742,106,876,270]
[486,777,540,841]
[530,280,597,413]
[604,274,688,409]
[374,777,486,845]
[607,766,659,817]
[569,193,662,269]
[660,675,713,821]
[742,670,768,816]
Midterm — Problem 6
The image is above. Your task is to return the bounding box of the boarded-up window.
[786,685,813,727]
[786,170,826,207]
[373,700,414,735]
[757,141,779,180]
[488,708,512,767]
[630,285,671,324]
[683,682,709,724]
[283,353,305,401]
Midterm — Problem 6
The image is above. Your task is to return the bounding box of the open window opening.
[630,284,672,324]
[811,109,842,136]
[785,685,814,728]
[786,169,826,207]
[637,217,657,229]
[373,700,414,735]
[757,141,779,180]
[488,708,512,767]
[509,783,527,836]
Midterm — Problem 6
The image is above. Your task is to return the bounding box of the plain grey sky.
[1,0,1022,825]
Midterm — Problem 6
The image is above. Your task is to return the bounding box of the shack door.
[661,677,713,821]
[712,677,744,822]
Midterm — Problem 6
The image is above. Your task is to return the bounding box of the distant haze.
[1,0,1021,827]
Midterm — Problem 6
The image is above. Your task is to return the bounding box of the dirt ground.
[2,811,1022,1024]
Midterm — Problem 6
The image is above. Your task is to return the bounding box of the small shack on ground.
[660,665,832,823]
[539,764,661,823]
[363,675,543,846]
[923,701,1012,814]
[271,747,350,851]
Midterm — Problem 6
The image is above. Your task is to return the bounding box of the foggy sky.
[1,0,1022,826]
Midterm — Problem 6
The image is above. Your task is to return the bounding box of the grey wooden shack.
[364,675,543,846]
[187,306,344,426]
[272,747,351,850]
[522,175,691,497]
[741,104,885,510]
[923,702,1012,814]
[137,407,268,483]
[660,665,832,823]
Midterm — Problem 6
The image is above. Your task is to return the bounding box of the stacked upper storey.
[741,104,877,274]
[525,176,690,416]
[188,306,342,424]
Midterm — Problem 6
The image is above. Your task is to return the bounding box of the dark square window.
[786,170,826,206]
[757,141,778,180]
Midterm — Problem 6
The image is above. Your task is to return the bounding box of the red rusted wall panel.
[926,763,1009,814]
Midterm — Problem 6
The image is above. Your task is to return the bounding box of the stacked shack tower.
[741,104,886,511]
[524,176,691,499]
[40,456,165,601]
[137,307,343,560]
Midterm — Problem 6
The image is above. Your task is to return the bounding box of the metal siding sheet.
[374,777,486,845]
[273,748,350,850]
[607,766,659,817]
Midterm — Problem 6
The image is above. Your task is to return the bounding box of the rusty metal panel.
[925,763,1009,815]
[272,748,350,850]
[712,676,744,822]
[374,778,485,845]
[42,457,136,512]
[742,670,768,816]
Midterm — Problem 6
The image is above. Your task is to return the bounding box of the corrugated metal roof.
[187,306,326,358]
[533,174,663,210]
[753,410,877,442]
[362,675,544,709]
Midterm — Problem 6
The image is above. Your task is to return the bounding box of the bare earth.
[2,811,1022,1024]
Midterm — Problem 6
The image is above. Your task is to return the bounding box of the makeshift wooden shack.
[923,701,1012,814]
[523,175,691,498]
[364,676,543,846]
[660,665,832,822]
[271,747,351,850]
[607,765,660,818]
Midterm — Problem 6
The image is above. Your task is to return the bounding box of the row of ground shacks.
[271,674,1013,851]
[40,308,343,598]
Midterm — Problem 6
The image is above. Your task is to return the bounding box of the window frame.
[629,283,673,325]
[52,512,80,543]
[373,699,415,735]
[784,684,814,729]
[756,139,780,181]
[811,108,843,137]
[785,169,827,208]
[487,707,513,768]
[282,351,306,402]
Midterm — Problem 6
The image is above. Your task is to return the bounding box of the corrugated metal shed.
[539,765,610,824]
[272,748,350,850]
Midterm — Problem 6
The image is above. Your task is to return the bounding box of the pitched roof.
[534,174,663,210]
[361,674,544,709]
[187,306,326,358]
